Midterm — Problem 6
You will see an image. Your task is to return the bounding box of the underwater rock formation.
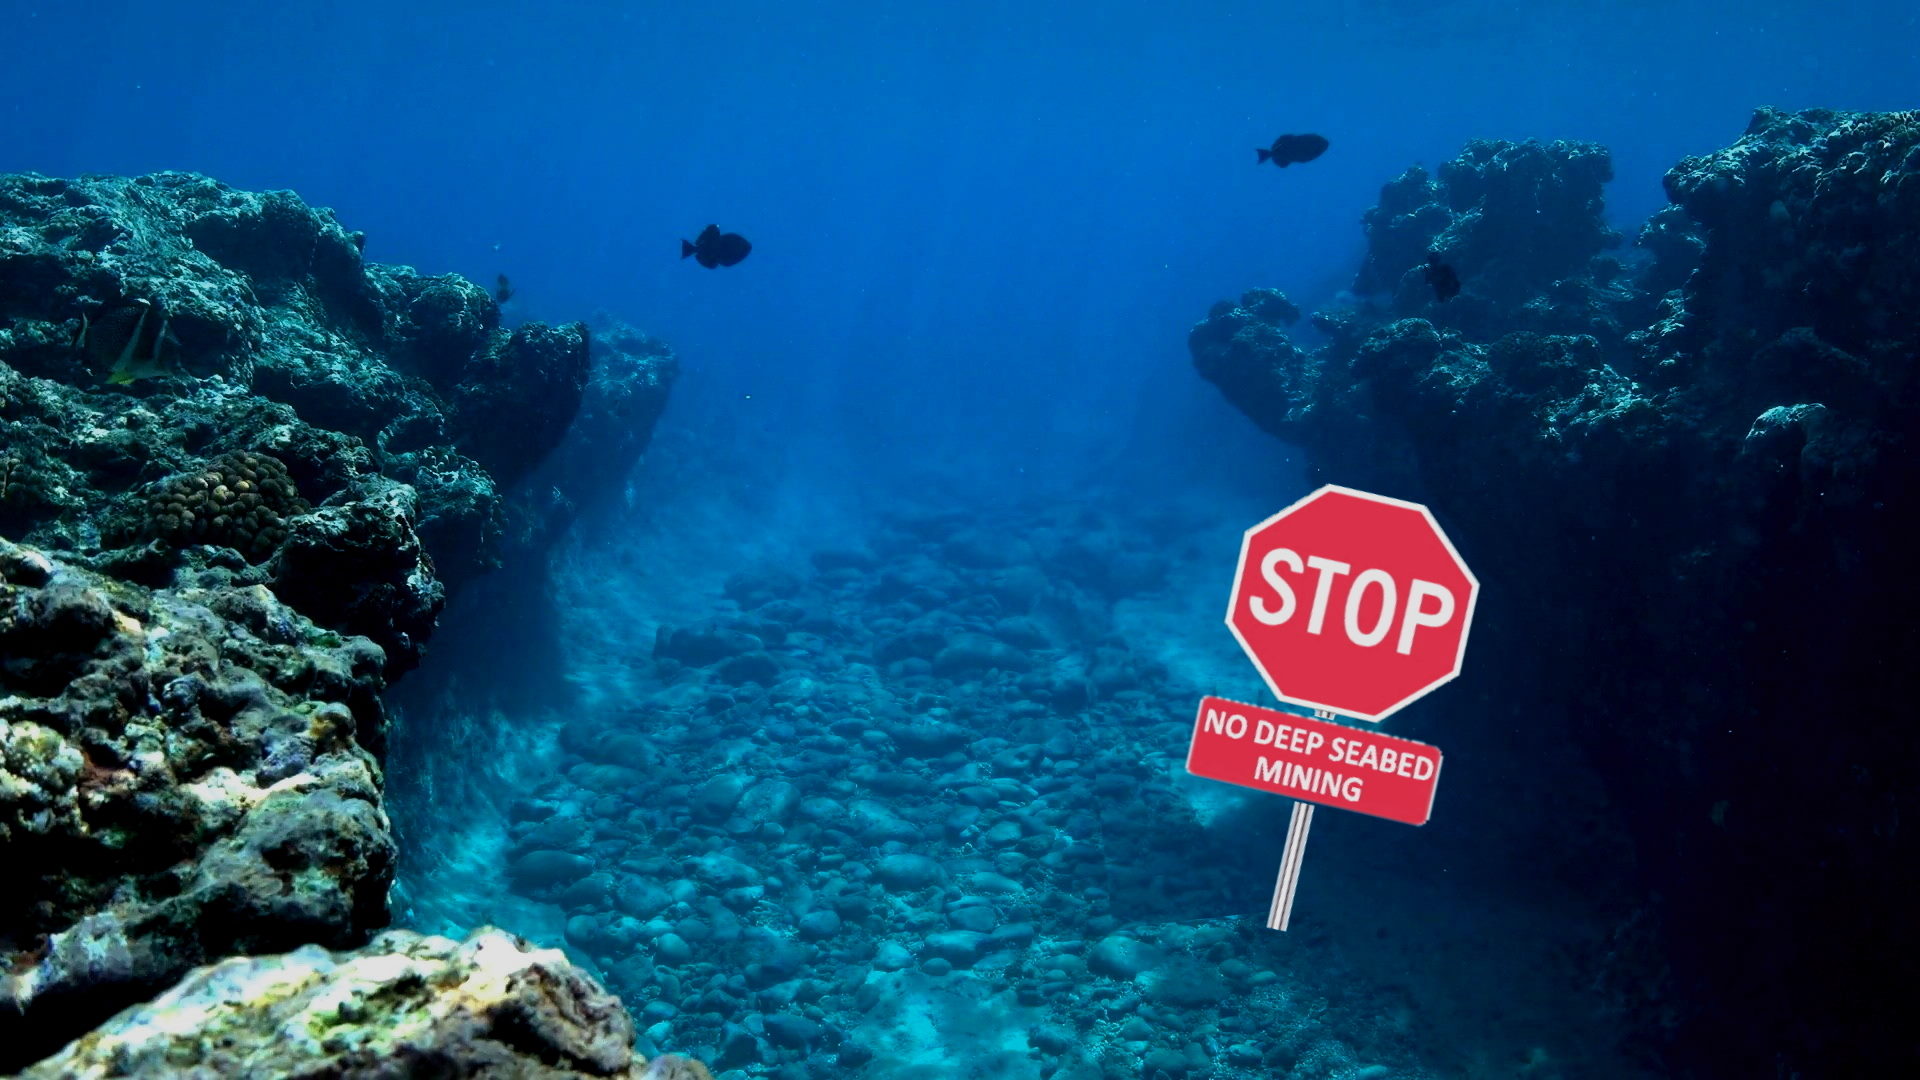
[556,319,681,511]
[505,317,682,549]
[19,927,665,1079]
[0,171,644,661]
[0,173,676,1069]
[0,538,393,1069]
[1193,107,1920,1077]
[0,357,444,673]
[1352,139,1619,312]
[1661,106,1920,361]
[1187,289,1316,442]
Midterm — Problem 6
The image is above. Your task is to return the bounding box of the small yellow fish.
[74,298,183,385]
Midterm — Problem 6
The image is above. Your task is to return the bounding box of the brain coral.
[143,450,311,561]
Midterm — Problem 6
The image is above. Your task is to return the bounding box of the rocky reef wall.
[20,927,662,1079]
[1192,107,1920,1077]
[0,172,675,1069]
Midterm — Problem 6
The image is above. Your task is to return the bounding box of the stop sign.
[1226,485,1478,722]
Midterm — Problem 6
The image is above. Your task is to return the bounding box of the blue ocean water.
[15,2,1911,498]
[4,2,1917,1077]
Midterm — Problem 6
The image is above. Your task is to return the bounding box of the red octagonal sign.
[1227,485,1479,722]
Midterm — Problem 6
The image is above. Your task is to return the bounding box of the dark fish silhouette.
[495,274,514,303]
[1423,253,1461,302]
[1257,133,1330,168]
[681,225,752,269]
[74,298,182,385]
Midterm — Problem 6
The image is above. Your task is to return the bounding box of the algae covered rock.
[1353,139,1618,310]
[1186,289,1317,441]
[1662,105,1920,361]
[1193,107,1920,1078]
[497,316,680,552]
[0,538,393,1070]
[0,169,674,635]
[19,927,665,1079]
[273,479,444,674]
[0,170,683,1072]
[551,319,678,506]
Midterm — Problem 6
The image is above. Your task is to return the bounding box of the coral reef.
[134,450,309,561]
[19,927,678,1079]
[555,319,681,511]
[0,538,392,1069]
[504,316,680,550]
[1661,107,1920,361]
[1187,290,1318,442]
[0,172,676,1070]
[1353,139,1619,316]
[1193,108,1920,1077]
[0,171,625,648]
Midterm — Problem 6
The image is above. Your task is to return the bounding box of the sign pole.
[1267,801,1314,931]
[1188,697,1447,931]
[1199,485,1476,932]
[1267,705,1339,931]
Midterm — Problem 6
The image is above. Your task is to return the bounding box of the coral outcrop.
[0,172,676,1070]
[0,538,393,1069]
[19,927,677,1079]
[1193,108,1920,1077]
[552,319,680,513]
[0,171,634,655]
[505,317,681,549]
[1661,107,1920,361]
[132,450,310,561]
[1353,139,1621,325]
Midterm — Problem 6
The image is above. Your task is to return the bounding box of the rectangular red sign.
[1186,696,1443,826]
